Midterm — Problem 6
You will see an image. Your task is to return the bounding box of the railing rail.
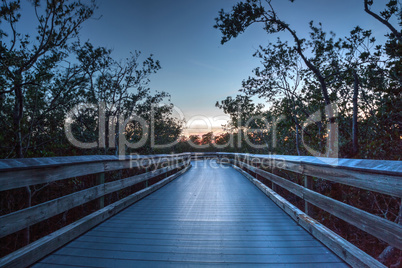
[0,153,191,191]
[190,152,217,160]
[217,153,402,197]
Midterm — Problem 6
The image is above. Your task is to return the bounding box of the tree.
[0,0,96,158]
[214,0,339,156]
[216,95,271,152]
[188,135,201,146]
[240,40,309,155]
[68,41,183,156]
[214,1,402,265]
[0,0,96,245]
[215,0,401,159]
[364,0,401,44]
[201,132,213,146]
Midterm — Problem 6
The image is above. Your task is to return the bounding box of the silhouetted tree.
[0,0,96,158]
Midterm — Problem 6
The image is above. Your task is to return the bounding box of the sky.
[19,0,396,135]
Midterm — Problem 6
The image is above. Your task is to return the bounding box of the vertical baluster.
[304,175,314,216]
[97,172,105,209]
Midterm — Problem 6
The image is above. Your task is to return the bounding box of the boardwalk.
[33,160,346,267]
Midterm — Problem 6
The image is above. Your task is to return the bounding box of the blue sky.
[19,0,396,135]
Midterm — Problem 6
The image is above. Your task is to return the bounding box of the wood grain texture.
[0,154,190,191]
[0,164,191,268]
[0,153,191,171]
[0,162,187,238]
[234,160,402,250]
[1,152,399,268]
[218,153,402,175]
[218,153,402,197]
[304,176,314,216]
[32,160,345,268]
[230,163,386,268]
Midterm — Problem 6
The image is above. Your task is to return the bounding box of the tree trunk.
[24,186,31,245]
[280,21,336,156]
[13,84,24,159]
[352,70,359,157]
[13,83,33,245]
[295,122,301,156]
[13,83,31,245]
[289,97,301,156]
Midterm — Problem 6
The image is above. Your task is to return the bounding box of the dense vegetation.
[0,0,400,266]
[180,0,401,161]
[208,1,401,266]
[0,0,183,257]
[1,0,399,160]
[0,0,182,159]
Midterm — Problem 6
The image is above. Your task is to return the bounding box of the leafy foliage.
[0,1,183,158]
[213,0,401,160]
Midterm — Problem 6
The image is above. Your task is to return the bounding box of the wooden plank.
[290,161,401,198]
[32,259,344,268]
[218,153,402,175]
[50,247,343,263]
[233,161,402,251]
[76,235,323,248]
[34,159,345,267]
[218,153,402,197]
[230,164,386,268]
[304,176,314,217]
[63,240,335,255]
[94,224,307,234]
[96,173,105,209]
[0,162,187,238]
[0,153,191,171]
[0,155,188,191]
[191,153,217,160]
[86,230,314,241]
[0,155,116,171]
[0,164,191,268]
[0,162,105,191]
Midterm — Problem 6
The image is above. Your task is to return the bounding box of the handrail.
[215,152,401,267]
[1,152,401,268]
[217,152,402,198]
[190,152,217,160]
[227,158,401,248]
[216,153,402,247]
[0,153,191,191]
[0,161,188,238]
[0,153,191,171]
[217,153,402,175]
[0,153,192,268]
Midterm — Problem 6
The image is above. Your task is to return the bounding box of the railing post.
[96,172,105,209]
[271,166,277,192]
[165,157,170,178]
[304,175,314,216]
[272,182,277,192]
[145,167,149,188]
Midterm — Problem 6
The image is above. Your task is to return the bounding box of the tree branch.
[364,0,402,43]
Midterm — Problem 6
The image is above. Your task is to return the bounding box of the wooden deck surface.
[33,160,347,267]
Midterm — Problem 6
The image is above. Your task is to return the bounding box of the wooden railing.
[0,152,401,267]
[216,152,402,268]
[0,153,191,268]
[191,152,217,160]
